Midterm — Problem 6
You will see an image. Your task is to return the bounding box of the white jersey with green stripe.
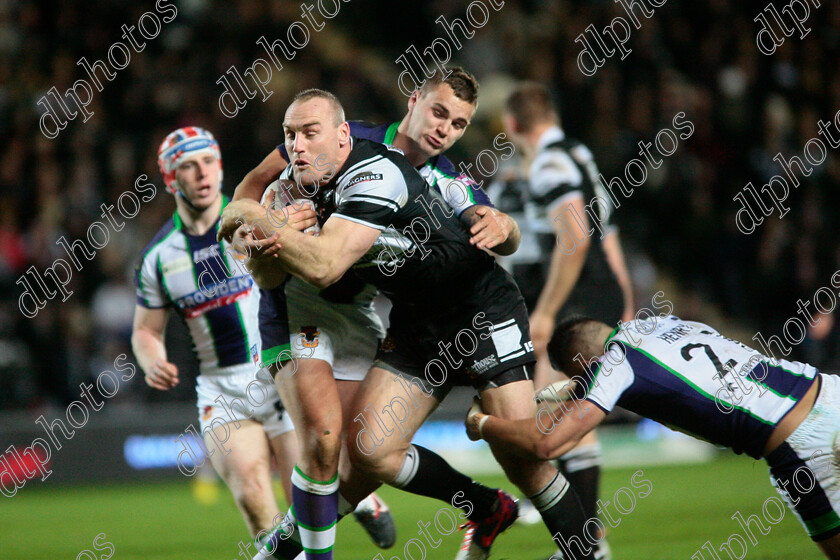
[134,200,261,377]
[378,121,491,216]
[586,315,818,458]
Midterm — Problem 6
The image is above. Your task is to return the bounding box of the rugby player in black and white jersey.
[233,67,520,255]
[496,82,636,560]
[220,89,593,560]
[223,70,526,560]
[132,127,390,560]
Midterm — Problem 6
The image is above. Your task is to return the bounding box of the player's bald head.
[289,88,346,126]
[505,82,559,131]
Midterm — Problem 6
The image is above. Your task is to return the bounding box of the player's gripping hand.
[236,203,318,258]
[145,359,179,391]
[465,396,488,441]
[218,199,264,243]
[468,206,514,250]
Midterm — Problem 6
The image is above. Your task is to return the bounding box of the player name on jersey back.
[586,315,818,458]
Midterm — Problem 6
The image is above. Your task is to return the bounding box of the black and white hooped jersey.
[280,137,497,307]
[586,315,818,459]
[499,127,616,285]
[277,121,492,217]
[134,199,261,376]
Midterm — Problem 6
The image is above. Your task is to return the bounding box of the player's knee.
[491,445,540,484]
[347,435,389,474]
[300,427,341,472]
[236,476,271,510]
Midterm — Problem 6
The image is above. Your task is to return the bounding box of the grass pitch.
[1,454,819,560]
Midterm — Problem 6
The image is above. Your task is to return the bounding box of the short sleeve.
[584,342,634,413]
[332,162,408,230]
[427,155,493,216]
[134,253,169,308]
[529,149,584,212]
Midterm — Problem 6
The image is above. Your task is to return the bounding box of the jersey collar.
[173,194,229,232]
[384,121,400,145]
[536,126,565,153]
[385,121,433,170]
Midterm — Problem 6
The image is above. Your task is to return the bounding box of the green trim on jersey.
[220,240,252,357]
[156,253,175,304]
[587,326,621,391]
[431,161,475,203]
[171,194,228,230]
[185,239,219,363]
[179,196,232,364]
[430,160,459,179]
[633,346,775,426]
[261,343,292,368]
[384,121,400,145]
[140,222,180,306]
[739,361,800,402]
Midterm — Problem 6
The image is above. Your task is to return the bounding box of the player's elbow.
[306,263,342,290]
[533,438,560,462]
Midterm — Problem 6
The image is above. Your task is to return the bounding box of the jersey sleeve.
[584,342,634,413]
[529,149,584,212]
[430,155,493,216]
[276,144,289,162]
[134,253,169,309]
[332,161,408,230]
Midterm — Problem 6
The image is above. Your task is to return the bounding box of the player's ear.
[337,121,351,146]
[503,114,523,136]
[407,89,421,112]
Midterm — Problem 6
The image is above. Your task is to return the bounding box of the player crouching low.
[467,314,840,559]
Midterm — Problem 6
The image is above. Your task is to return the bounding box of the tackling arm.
[467,399,606,461]
[232,148,288,202]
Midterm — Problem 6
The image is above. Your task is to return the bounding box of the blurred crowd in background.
[2,0,840,411]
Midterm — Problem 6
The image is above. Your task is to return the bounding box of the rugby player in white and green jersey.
[468,314,840,560]
[133,126,299,545]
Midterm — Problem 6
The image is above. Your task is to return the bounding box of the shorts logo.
[299,326,320,348]
[380,333,396,352]
[202,406,214,422]
[347,172,383,187]
[472,354,499,374]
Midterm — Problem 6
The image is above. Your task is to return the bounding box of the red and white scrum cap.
[157,126,222,193]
